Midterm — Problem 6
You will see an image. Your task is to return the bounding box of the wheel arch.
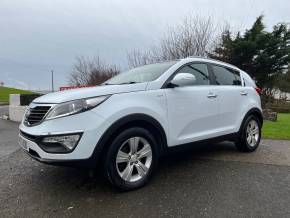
[239,107,263,133]
[89,113,168,167]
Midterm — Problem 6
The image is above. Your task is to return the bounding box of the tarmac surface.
[0,119,290,217]
[0,105,8,117]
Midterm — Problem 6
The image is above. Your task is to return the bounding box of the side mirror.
[170,73,196,87]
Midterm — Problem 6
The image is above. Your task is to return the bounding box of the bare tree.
[69,56,120,86]
[126,49,158,68]
[127,15,216,68]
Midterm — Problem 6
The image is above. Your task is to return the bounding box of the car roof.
[181,56,240,71]
[139,56,240,71]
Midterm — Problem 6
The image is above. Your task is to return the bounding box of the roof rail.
[186,55,205,59]
[185,56,238,69]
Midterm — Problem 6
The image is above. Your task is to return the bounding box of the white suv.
[19,57,263,190]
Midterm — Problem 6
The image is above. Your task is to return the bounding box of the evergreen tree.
[210,16,290,92]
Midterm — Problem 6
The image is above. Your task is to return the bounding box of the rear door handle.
[207,93,218,98]
[240,91,248,96]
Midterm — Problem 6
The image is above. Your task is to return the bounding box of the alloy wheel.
[246,120,260,147]
[115,137,152,182]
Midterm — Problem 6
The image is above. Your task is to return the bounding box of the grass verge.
[262,113,290,140]
[0,86,34,103]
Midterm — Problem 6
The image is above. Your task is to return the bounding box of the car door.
[210,64,245,134]
[164,62,221,147]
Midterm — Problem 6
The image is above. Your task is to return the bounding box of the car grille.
[24,106,51,126]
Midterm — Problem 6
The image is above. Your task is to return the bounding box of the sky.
[0,0,289,90]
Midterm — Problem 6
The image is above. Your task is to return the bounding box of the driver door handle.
[240,91,248,96]
[207,93,218,98]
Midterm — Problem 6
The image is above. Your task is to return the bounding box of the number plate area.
[18,135,28,151]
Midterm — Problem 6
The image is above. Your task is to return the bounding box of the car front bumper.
[19,110,110,167]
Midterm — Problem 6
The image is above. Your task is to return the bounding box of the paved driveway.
[0,105,8,116]
[0,119,19,158]
[0,119,290,217]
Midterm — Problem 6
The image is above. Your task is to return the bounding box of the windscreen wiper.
[119,81,137,85]
[103,81,137,85]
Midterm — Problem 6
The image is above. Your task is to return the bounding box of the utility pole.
[51,70,54,92]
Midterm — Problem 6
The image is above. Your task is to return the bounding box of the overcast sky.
[0,0,289,90]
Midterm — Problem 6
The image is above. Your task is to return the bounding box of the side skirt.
[164,133,239,154]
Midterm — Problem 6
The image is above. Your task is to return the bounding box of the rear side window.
[212,65,241,86]
[241,71,256,87]
[176,63,210,85]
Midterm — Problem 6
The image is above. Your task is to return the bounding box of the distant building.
[0,81,4,86]
[274,90,290,101]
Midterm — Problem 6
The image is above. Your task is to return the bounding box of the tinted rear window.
[212,65,241,85]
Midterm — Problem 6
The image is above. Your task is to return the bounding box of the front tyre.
[104,127,158,191]
[235,115,261,152]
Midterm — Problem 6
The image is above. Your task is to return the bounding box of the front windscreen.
[104,61,177,85]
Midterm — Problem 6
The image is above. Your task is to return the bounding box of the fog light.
[42,134,81,150]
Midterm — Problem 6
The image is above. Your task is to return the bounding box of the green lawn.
[0,86,34,103]
[262,113,290,140]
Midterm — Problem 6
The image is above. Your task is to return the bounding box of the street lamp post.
[51,70,54,92]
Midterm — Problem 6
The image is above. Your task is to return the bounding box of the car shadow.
[30,141,238,193]
[11,141,272,217]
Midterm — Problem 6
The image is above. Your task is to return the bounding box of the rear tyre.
[235,115,261,152]
[103,127,158,191]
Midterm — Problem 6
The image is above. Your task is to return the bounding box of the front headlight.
[45,95,110,120]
